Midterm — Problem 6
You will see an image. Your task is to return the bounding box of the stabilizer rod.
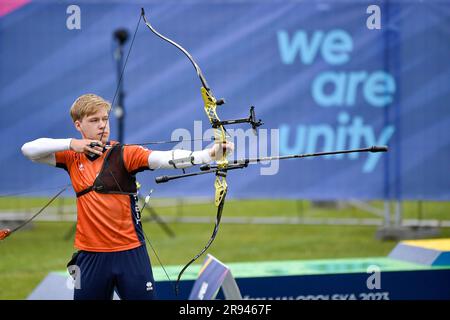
[155,146,388,184]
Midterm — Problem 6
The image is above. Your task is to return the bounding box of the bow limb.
[141,8,210,91]
[141,8,229,294]
[175,198,225,294]
[174,89,228,295]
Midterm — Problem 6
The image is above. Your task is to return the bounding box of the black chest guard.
[76,144,137,198]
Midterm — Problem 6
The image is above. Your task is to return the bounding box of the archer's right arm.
[21,138,103,165]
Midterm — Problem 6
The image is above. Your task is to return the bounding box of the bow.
[0,8,389,300]
[140,8,262,294]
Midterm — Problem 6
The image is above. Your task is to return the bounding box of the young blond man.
[21,93,233,300]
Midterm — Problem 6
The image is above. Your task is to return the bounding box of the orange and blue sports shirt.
[55,142,151,252]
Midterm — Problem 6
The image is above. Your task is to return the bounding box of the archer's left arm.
[148,142,234,170]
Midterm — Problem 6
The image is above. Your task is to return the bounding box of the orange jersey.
[55,142,151,252]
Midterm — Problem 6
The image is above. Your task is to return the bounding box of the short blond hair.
[70,94,111,122]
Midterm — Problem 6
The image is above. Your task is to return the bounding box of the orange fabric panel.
[55,142,151,252]
[123,145,152,172]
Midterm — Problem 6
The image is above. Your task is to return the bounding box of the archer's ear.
[74,120,82,133]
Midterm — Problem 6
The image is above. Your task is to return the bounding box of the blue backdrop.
[1,0,449,200]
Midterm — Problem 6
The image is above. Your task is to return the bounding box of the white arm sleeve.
[21,138,72,166]
[148,149,212,170]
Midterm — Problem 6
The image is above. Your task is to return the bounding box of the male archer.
[21,93,233,300]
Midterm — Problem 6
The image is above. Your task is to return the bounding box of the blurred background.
[0,0,449,299]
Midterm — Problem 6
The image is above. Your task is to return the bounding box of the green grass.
[0,198,449,299]
[1,197,449,220]
[141,199,450,220]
